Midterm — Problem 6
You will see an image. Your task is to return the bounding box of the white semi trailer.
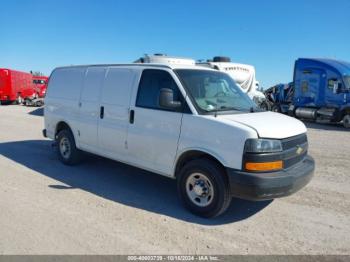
[196,57,266,106]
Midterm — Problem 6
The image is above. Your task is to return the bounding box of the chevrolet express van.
[43,62,315,217]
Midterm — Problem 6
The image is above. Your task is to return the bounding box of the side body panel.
[77,66,107,151]
[177,114,258,171]
[78,67,107,151]
[11,70,35,100]
[293,60,326,107]
[97,67,137,162]
[0,69,35,101]
[44,67,86,144]
[126,69,185,176]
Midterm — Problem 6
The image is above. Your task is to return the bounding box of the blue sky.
[1,0,349,88]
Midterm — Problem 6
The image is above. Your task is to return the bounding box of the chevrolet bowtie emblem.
[296,146,303,155]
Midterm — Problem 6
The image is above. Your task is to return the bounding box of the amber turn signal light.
[245,161,283,171]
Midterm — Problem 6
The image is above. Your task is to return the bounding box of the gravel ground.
[0,105,349,255]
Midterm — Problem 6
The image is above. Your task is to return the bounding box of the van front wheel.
[177,159,231,218]
[56,129,82,165]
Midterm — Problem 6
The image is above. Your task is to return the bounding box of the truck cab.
[293,58,350,127]
[32,76,49,98]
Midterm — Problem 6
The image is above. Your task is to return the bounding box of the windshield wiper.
[250,106,264,113]
[215,106,243,112]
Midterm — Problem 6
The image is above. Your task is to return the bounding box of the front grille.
[281,133,307,150]
[242,133,309,172]
[282,133,308,168]
[284,150,307,168]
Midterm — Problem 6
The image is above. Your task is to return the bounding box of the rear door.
[98,67,136,162]
[126,69,184,175]
[78,66,106,151]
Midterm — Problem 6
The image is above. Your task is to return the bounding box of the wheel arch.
[54,121,78,141]
[340,105,350,116]
[174,149,228,178]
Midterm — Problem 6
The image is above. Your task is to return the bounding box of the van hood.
[217,111,307,139]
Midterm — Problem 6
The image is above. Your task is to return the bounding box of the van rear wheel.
[177,159,231,218]
[56,129,82,165]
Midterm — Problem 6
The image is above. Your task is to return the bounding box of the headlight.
[244,139,282,153]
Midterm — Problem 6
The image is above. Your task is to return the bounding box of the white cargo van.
[43,62,314,217]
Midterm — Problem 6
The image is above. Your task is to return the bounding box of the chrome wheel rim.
[186,173,214,207]
[59,137,71,159]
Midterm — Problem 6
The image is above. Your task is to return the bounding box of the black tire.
[35,100,43,107]
[56,129,82,165]
[271,104,281,113]
[343,114,350,128]
[259,101,271,111]
[177,159,231,218]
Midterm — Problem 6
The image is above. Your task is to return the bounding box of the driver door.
[126,69,185,176]
[325,77,347,107]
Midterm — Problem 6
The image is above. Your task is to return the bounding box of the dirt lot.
[0,105,349,255]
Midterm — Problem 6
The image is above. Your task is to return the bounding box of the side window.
[328,78,337,89]
[136,69,181,110]
[301,80,308,93]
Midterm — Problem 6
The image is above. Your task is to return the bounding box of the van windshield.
[175,69,257,114]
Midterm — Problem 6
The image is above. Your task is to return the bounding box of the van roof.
[53,63,216,71]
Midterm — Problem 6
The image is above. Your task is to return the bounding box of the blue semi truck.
[264,58,350,128]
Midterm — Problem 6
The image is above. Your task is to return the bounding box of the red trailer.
[0,68,37,104]
[32,75,49,98]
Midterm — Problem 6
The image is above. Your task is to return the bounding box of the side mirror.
[333,82,339,94]
[333,82,342,94]
[159,88,182,110]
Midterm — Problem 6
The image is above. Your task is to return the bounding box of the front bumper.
[227,155,315,201]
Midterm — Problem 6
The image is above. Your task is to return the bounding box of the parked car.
[43,61,315,217]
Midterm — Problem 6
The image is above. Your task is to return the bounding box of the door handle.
[129,109,135,124]
[100,106,104,119]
